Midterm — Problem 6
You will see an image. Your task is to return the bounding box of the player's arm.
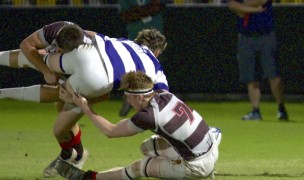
[72,92,138,138]
[119,0,165,23]
[20,31,58,84]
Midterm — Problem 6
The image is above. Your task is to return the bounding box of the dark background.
[0,5,303,96]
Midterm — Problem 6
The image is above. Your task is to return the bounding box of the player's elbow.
[104,133,115,138]
[20,39,32,54]
[103,130,123,138]
[19,40,27,51]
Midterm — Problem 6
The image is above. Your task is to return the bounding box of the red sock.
[59,131,74,159]
[73,129,84,161]
[92,171,97,180]
[59,131,74,150]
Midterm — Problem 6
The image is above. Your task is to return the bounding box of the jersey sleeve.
[126,119,145,133]
[153,69,169,91]
[130,106,156,131]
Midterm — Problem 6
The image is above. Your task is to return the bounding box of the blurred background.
[0,1,303,101]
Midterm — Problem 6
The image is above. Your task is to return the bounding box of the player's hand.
[59,85,74,104]
[72,92,88,109]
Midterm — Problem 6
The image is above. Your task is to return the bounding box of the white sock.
[18,51,35,69]
[121,167,135,180]
[0,51,10,66]
[0,85,41,102]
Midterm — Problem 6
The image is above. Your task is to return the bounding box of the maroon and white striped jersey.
[130,91,211,160]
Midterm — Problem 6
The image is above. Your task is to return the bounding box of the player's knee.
[52,121,69,139]
[124,161,141,179]
[53,124,64,138]
[140,157,153,177]
[140,135,158,157]
[149,158,186,179]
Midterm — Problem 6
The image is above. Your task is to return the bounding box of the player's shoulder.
[153,91,174,105]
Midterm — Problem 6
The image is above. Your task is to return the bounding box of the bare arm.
[20,31,58,84]
[72,93,138,138]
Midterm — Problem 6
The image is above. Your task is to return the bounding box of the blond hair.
[120,71,154,95]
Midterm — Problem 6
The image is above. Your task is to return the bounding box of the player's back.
[151,92,211,160]
[95,34,165,90]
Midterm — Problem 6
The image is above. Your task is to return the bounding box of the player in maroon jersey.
[55,71,221,180]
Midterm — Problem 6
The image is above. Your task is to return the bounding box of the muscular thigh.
[53,107,84,138]
[141,135,179,160]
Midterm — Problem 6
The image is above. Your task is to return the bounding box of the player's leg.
[56,157,187,179]
[44,45,108,177]
[0,49,36,69]
[140,135,180,160]
[43,103,88,177]
[43,76,97,177]
[103,157,187,179]
[0,84,59,102]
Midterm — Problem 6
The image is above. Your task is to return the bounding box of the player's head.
[120,71,154,110]
[56,24,84,53]
[134,28,167,58]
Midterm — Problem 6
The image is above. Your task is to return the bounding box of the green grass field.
[0,99,303,180]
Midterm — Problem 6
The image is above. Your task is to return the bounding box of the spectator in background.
[118,0,166,117]
[228,0,288,121]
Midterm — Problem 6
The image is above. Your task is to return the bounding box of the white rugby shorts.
[60,44,112,98]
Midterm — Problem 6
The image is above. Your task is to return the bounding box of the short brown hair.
[120,71,154,92]
[56,24,84,52]
[134,28,167,53]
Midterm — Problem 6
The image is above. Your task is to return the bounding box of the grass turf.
[0,99,303,180]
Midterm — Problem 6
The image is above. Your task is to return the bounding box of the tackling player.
[55,71,221,180]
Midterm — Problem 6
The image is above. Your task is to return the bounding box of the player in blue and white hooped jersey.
[54,71,221,180]
[42,28,168,177]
